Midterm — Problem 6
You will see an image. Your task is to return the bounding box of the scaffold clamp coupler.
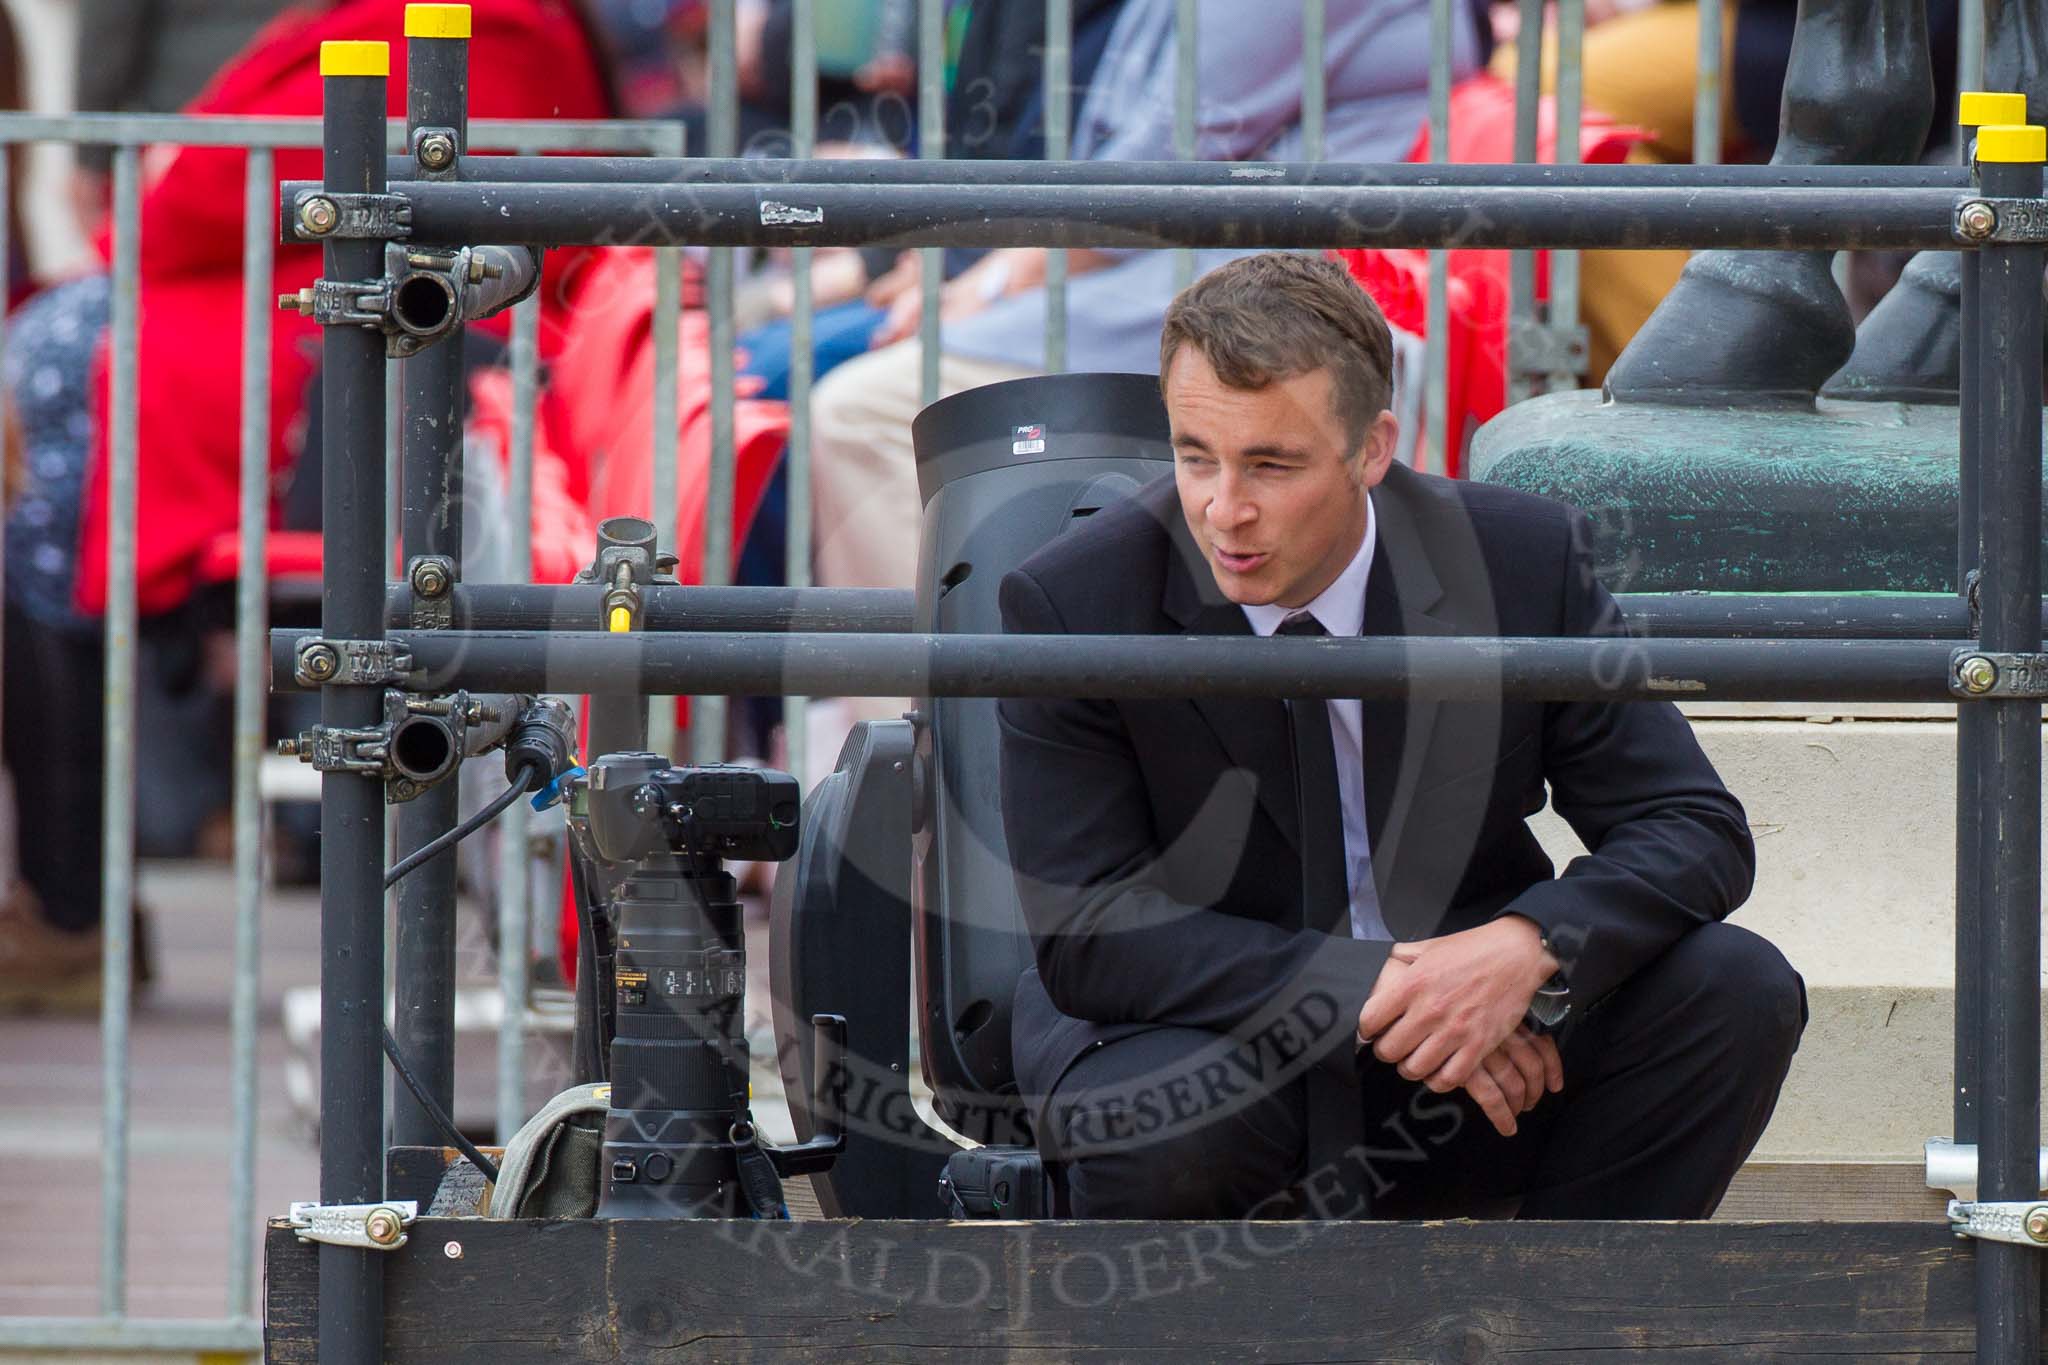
[1948,1199,2048,1247]
[285,188,413,242]
[278,723,390,779]
[281,275,396,331]
[287,1200,418,1251]
[1949,648,2048,698]
[408,555,457,628]
[1953,195,2048,244]
[412,125,460,175]
[294,636,415,688]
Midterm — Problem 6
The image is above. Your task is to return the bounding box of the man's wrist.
[1496,912,1559,987]
[1507,916,1571,1032]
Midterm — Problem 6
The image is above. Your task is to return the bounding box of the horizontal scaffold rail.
[272,629,1962,703]
[285,180,1972,252]
[391,155,1976,191]
[384,584,2008,641]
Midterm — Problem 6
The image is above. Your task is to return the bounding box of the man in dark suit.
[997,252,1806,1221]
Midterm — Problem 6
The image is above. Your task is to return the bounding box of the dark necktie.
[1277,611,1370,1216]
[1277,613,1350,934]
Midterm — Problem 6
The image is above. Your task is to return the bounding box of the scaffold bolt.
[2027,1206,2048,1243]
[298,196,341,236]
[1958,199,1999,241]
[411,559,452,598]
[363,1207,404,1246]
[417,132,457,171]
[300,643,341,682]
[443,1240,464,1259]
[467,256,504,284]
[276,738,300,757]
[278,288,314,316]
[1957,654,1999,694]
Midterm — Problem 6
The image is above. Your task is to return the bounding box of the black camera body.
[583,756,800,865]
[568,753,838,1219]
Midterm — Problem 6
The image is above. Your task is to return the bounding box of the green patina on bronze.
[1470,391,2047,594]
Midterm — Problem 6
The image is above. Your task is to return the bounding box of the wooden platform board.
[265,1217,2047,1361]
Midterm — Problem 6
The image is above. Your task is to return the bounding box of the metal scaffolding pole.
[368,179,1968,253]
[1948,90,2025,1153]
[275,629,1964,705]
[313,39,391,1365]
[386,155,1971,190]
[389,2,471,1156]
[377,583,2013,642]
[1967,133,2044,1365]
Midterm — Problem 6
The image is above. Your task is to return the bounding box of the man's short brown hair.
[1158,252,1395,455]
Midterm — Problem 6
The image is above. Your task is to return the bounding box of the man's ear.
[1357,409,1400,488]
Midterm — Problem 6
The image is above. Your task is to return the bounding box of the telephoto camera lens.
[583,754,801,1218]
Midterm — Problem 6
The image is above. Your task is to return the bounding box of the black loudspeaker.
[909,372,1173,1144]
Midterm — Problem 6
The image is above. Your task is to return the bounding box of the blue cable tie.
[531,765,585,812]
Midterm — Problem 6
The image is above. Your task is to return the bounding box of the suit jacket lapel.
[1362,465,1456,932]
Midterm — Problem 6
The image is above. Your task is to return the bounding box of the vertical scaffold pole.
[391,1,472,1155]
[1950,89,2024,1151]
[1969,121,2044,1365]
[314,38,391,1365]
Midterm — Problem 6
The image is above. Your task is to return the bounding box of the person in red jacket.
[0,0,615,1010]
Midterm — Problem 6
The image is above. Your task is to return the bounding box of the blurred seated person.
[731,0,1129,405]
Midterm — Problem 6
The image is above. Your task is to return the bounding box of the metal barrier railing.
[0,109,682,1359]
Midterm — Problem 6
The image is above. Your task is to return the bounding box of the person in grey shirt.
[807,0,1480,607]
[71,0,296,231]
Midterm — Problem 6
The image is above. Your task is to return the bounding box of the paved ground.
[0,857,798,1330]
[0,860,321,1325]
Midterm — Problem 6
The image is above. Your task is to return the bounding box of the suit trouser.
[1040,920,1807,1221]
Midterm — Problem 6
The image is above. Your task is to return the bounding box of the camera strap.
[725,1057,790,1219]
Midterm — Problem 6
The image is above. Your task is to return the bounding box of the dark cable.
[377,757,547,1184]
[383,761,540,889]
[568,843,610,1082]
[381,1023,502,1184]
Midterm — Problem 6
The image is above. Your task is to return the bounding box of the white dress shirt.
[1240,495,1390,942]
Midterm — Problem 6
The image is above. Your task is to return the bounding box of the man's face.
[1166,346,1397,609]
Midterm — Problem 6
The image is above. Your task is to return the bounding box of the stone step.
[1531,707,2048,1165]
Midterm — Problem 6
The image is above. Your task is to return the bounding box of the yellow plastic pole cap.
[1960,91,2029,128]
[1977,123,2047,164]
[405,4,472,39]
[319,40,389,78]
